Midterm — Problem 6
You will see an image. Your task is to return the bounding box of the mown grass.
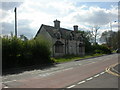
[52,53,105,63]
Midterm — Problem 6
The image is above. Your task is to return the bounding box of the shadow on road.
[2,63,57,76]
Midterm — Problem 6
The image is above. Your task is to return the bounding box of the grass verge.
[52,53,105,63]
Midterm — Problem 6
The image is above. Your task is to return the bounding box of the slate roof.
[35,24,83,41]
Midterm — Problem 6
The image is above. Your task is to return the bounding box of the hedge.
[2,36,53,69]
[92,45,112,54]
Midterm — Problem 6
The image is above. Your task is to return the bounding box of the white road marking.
[39,67,73,77]
[84,62,96,66]
[63,67,73,71]
[94,74,100,77]
[66,71,106,88]
[100,72,105,75]
[39,73,51,77]
[3,80,16,84]
[4,86,9,88]
[112,67,120,74]
[67,85,76,88]
[77,80,86,84]
[86,77,93,81]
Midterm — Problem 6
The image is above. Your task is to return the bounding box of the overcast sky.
[0,0,119,39]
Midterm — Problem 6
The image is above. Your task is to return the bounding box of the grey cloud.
[18,26,35,39]
[74,9,117,25]
[1,20,35,39]
[1,2,23,10]
[18,19,31,26]
[1,22,14,34]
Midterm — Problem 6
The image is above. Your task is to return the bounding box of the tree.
[91,25,100,45]
[100,30,119,50]
[78,31,92,53]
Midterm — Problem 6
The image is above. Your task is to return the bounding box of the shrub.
[2,36,24,69]
[94,50,103,54]
[92,45,112,54]
[2,36,52,69]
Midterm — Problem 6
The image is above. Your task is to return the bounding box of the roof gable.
[35,24,83,41]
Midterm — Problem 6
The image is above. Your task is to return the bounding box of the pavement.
[1,54,119,89]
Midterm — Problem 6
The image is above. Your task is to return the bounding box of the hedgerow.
[2,36,53,69]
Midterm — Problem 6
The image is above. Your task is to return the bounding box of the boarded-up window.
[79,42,84,53]
[79,47,82,53]
[54,41,64,53]
[55,45,63,53]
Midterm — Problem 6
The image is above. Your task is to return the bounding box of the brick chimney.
[73,25,78,32]
[54,19,60,29]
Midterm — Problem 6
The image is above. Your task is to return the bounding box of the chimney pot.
[54,19,60,29]
[73,25,78,32]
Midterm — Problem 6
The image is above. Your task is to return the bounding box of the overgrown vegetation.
[77,31,112,54]
[52,53,104,63]
[52,44,112,63]
[2,36,53,70]
[91,44,112,54]
[2,30,112,69]
[100,30,120,50]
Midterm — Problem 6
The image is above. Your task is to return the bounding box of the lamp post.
[14,7,17,37]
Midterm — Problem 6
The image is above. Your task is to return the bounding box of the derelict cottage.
[35,20,85,57]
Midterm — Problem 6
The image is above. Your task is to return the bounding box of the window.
[54,41,64,53]
[79,43,82,53]
[55,45,63,53]
[55,32,61,39]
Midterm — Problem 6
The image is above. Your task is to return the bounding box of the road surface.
[2,54,119,88]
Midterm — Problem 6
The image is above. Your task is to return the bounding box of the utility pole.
[14,7,17,37]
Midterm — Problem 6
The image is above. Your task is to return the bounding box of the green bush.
[94,50,103,54]
[92,45,112,54]
[2,36,24,68]
[2,36,52,69]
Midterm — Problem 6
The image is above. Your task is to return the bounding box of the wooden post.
[14,7,17,37]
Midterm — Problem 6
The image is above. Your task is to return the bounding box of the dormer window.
[69,33,74,40]
[79,36,83,41]
[55,32,61,39]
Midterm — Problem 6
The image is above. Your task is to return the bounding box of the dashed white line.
[94,74,100,77]
[100,72,105,75]
[67,85,76,88]
[66,71,105,88]
[86,77,93,81]
[77,80,86,84]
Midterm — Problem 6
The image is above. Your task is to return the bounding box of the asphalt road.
[113,64,120,74]
[65,71,119,88]
[2,54,119,88]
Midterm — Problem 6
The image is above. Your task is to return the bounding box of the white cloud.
[72,6,118,25]
[1,0,118,39]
